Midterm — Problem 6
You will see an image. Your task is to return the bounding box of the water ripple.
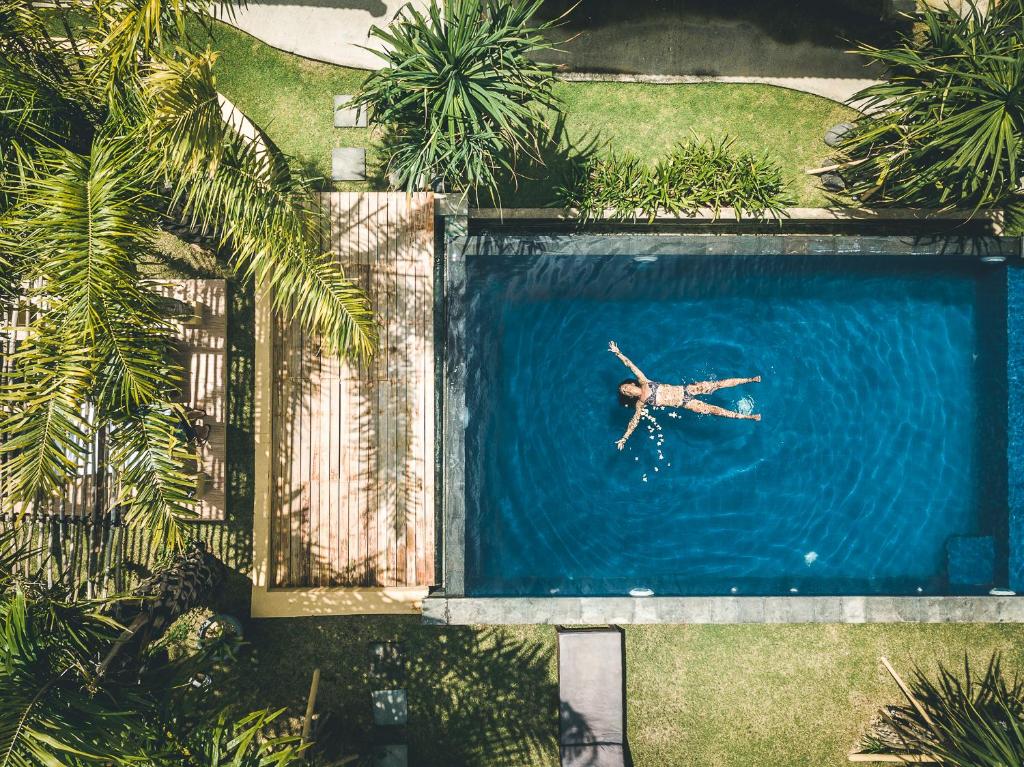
[464,253,1006,596]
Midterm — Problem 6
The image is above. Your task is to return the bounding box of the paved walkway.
[213,0,428,70]
[214,1,880,106]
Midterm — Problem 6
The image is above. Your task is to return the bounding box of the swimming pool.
[443,234,1018,599]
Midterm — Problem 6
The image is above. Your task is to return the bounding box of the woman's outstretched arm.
[608,341,647,382]
[616,403,646,450]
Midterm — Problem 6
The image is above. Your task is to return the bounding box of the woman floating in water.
[609,341,761,450]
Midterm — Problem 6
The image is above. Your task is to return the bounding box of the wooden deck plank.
[421,199,436,586]
[267,192,435,589]
[308,344,322,585]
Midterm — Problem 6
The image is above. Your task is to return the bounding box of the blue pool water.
[462,253,1008,596]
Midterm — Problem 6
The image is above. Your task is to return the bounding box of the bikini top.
[645,381,693,406]
[644,381,659,406]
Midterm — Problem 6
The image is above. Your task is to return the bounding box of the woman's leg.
[685,376,761,396]
[684,399,760,421]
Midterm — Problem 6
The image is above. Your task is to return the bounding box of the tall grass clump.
[558,138,792,222]
[353,0,563,199]
[859,655,1024,767]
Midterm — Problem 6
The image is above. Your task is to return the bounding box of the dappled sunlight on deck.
[254,192,436,603]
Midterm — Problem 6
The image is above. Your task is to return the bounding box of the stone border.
[556,73,879,108]
[422,596,1024,625]
[436,231,1022,622]
[468,206,1007,235]
[456,232,1020,260]
[441,221,468,597]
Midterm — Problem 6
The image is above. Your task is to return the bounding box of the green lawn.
[195,22,379,190]
[199,22,854,206]
[217,617,1024,767]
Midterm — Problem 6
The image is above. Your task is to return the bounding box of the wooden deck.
[158,279,228,522]
[265,192,436,589]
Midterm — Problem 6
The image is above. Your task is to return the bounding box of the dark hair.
[618,378,640,406]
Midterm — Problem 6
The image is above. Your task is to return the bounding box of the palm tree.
[98,540,225,678]
[0,0,376,551]
[0,539,301,767]
[834,0,1024,213]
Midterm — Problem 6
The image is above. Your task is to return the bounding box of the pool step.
[946,535,995,592]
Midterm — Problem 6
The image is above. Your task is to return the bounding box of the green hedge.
[558,137,793,222]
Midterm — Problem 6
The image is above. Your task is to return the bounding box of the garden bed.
[200,22,855,206]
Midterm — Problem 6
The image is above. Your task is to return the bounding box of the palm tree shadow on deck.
[260,192,435,590]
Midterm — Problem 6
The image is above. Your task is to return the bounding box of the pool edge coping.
[421,595,1024,625]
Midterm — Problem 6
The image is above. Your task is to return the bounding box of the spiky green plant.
[0,0,376,552]
[558,137,792,223]
[353,0,563,198]
[859,655,1024,766]
[0,574,302,767]
[835,0,1024,212]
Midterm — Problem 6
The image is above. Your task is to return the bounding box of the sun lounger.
[558,627,629,767]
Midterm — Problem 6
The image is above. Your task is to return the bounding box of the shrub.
[860,655,1024,767]
[835,0,1024,212]
[558,138,792,222]
[353,0,561,198]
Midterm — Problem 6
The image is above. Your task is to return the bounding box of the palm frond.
[179,142,377,359]
[92,0,223,87]
[142,51,376,358]
[142,48,227,177]
[0,588,127,767]
[836,0,1024,211]
[862,655,1024,766]
[5,140,176,411]
[0,50,95,197]
[107,406,197,552]
[190,709,302,767]
[0,330,94,505]
[0,140,183,512]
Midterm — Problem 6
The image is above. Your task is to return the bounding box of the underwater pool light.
[629,587,654,597]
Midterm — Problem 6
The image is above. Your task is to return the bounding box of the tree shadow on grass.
[492,113,602,209]
[228,617,567,767]
[532,0,911,79]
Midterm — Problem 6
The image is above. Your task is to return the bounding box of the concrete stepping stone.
[332,147,365,181]
[373,744,408,767]
[369,641,404,681]
[334,95,367,128]
[371,689,408,726]
[824,122,855,147]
